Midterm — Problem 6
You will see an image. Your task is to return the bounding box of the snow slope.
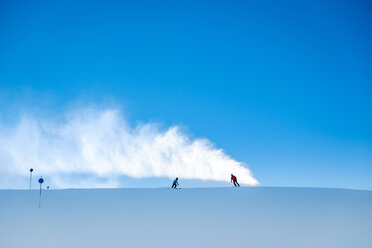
[0,187,371,248]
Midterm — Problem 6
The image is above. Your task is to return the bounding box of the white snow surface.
[1,187,371,248]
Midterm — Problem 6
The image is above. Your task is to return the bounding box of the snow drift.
[0,187,371,248]
[0,108,258,188]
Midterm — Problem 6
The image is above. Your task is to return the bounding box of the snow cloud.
[0,108,259,188]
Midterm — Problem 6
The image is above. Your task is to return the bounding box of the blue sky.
[1,0,371,190]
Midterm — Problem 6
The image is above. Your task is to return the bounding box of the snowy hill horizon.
[1,186,371,248]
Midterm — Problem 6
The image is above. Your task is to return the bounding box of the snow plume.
[0,108,259,188]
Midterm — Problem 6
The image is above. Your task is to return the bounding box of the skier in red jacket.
[231,174,240,187]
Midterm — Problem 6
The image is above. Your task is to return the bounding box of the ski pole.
[38,177,44,208]
[29,168,33,190]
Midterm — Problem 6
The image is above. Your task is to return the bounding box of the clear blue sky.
[1,0,371,190]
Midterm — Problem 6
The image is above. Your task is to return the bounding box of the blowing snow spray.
[29,168,33,190]
[38,177,44,208]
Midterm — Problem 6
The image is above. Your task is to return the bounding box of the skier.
[231,174,240,187]
[171,177,179,189]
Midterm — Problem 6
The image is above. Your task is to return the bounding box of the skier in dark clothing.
[171,177,179,188]
[231,174,240,187]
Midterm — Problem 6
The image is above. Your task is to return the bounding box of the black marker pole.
[38,177,44,208]
[29,168,33,190]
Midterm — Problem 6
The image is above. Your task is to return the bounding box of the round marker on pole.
[38,177,44,208]
[29,168,33,190]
